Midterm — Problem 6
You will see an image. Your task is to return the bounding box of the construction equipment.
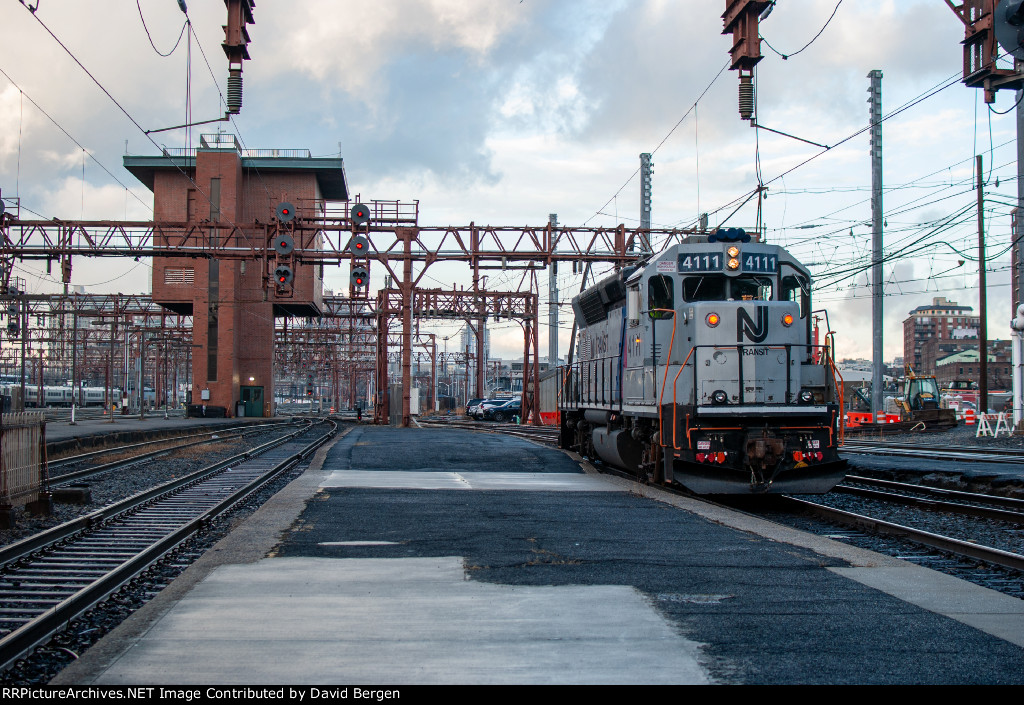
[895,370,958,428]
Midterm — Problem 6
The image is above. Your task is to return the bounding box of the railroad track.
[841,439,1024,465]
[786,475,1024,574]
[47,420,300,487]
[0,419,337,674]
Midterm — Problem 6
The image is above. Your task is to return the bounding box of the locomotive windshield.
[782,273,810,318]
[683,274,772,302]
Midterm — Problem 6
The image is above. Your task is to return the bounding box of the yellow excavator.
[895,370,958,428]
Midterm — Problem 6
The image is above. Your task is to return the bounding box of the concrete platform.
[52,424,1024,685]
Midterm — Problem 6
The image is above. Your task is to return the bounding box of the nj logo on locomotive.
[737,306,768,343]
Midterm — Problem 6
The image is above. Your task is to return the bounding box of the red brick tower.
[125,134,348,416]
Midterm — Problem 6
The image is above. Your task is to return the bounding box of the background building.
[902,297,978,374]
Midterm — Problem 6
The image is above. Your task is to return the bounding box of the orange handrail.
[822,341,844,445]
[650,309,678,448]
[670,347,699,450]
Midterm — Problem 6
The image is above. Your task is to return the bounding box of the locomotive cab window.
[683,275,726,302]
[627,285,641,326]
[782,273,810,318]
[647,274,674,318]
[731,276,772,301]
[683,275,770,302]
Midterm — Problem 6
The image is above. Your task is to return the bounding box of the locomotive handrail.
[650,308,678,448]
[562,353,622,408]
[668,345,699,450]
[824,347,845,446]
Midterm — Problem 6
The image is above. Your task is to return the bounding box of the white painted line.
[318,541,400,546]
[321,470,620,491]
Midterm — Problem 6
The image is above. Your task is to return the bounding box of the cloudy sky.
[1,0,1020,364]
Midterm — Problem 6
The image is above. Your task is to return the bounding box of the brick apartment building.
[902,297,978,374]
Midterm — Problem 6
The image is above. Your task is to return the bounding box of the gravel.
[0,428,297,548]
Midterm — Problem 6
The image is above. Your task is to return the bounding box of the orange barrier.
[539,411,560,426]
[964,408,976,425]
[845,412,873,427]
[845,411,900,427]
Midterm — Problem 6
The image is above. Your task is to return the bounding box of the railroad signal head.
[351,203,370,228]
[6,301,19,336]
[709,227,750,243]
[350,264,368,288]
[273,233,295,256]
[995,0,1024,60]
[348,235,369,255]
[274,264,294,286]
[276,202,296,223]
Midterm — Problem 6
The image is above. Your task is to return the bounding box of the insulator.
[227,72,243,115]
[738,75,754,121]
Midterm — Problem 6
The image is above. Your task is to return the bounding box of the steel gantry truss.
[2,202,695,425]
[375,286,538,425]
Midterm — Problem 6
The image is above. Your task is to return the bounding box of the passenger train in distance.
[0,383,126,407]
[556,228,848,494]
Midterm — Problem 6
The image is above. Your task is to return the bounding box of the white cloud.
[258,0,529,104]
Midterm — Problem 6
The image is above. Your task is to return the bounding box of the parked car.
[482,398,521,422]
[465,398,486,417]
[471,397,512,420]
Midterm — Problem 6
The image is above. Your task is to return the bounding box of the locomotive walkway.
[51,424,1024,685]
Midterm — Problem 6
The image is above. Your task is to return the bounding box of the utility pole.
[548,213,559,366]
[978,154,989,412]
[1012,303,1024,426]
[1016,76,1024,342]
[868,69,884,416]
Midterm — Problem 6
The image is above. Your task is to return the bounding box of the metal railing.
[1,412,46,508]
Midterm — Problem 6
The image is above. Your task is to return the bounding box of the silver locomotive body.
[559,234,847,494]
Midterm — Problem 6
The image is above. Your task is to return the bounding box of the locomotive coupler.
[745,431,785,493]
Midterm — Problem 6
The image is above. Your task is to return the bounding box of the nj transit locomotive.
[558,229,847,494]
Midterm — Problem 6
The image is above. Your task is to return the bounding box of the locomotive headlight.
[798,389,815,404]
[711,389,728,405]
[706,313,720,327]
[727,257,740,270]
[782,313,794,327]
[727,246,740,258]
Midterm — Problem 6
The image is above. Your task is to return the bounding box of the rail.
[0,420,336,672]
